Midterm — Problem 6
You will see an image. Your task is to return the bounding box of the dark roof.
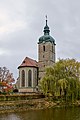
[18,57,38,68]
[38,18,56,45]
[38,35,55,44]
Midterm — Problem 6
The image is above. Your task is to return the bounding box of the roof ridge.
[26,56,37,62]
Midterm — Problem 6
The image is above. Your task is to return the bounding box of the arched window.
[21,70,25,87]
[35,71,38,86]
[43,45,45,51]
[28,70,32,87]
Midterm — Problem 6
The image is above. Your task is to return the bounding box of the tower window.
[43,55,44,58]
[43,46,45,51]
[21,70,25,87]
[52,45,53,52]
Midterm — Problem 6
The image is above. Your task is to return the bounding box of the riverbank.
[0,98,57,113]
[0,97,80,114]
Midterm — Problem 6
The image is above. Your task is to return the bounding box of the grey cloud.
[0,0,80,79]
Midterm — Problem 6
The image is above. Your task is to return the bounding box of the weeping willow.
[39,59,80,101]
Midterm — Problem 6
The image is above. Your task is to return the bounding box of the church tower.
[38,16,56,79]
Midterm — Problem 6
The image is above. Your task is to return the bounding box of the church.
[17,17,56,93]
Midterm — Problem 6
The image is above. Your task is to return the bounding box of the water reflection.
[0,107,80,120]
[0,113,21,120]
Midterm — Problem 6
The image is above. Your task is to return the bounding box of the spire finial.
[44,15,50,35]
[45,15,47,26]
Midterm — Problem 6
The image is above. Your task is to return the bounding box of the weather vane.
[45,15,47,20]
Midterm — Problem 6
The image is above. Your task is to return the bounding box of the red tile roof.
[18,57,38,68]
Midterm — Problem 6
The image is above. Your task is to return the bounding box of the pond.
[0,107,80,120]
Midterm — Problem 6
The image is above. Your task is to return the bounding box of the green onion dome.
[38,17,55,45]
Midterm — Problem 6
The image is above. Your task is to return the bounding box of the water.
[0,107,80,120]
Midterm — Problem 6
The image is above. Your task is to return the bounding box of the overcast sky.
[0,0,80,79]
